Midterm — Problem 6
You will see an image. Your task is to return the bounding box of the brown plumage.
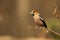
[30,10,48,33]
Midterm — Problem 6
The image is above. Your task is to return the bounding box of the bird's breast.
[33,15,43,24]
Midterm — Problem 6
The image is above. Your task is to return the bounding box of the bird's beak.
[30,11,34,15]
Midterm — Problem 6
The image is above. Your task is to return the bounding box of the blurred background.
[0,0,60,40]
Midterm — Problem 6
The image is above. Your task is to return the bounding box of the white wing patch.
[40,17,44,20]
[37,13,44,20]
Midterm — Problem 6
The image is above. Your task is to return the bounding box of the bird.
[30,10,48,33]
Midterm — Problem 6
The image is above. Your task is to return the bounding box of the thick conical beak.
[30,11,34,16]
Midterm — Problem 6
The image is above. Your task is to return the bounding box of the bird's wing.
[38,13,44,20]
[40,17,47,28]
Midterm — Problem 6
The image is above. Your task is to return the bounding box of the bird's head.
[30,10,38,16]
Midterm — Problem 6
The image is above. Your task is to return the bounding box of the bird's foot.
[35,27,38,29]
